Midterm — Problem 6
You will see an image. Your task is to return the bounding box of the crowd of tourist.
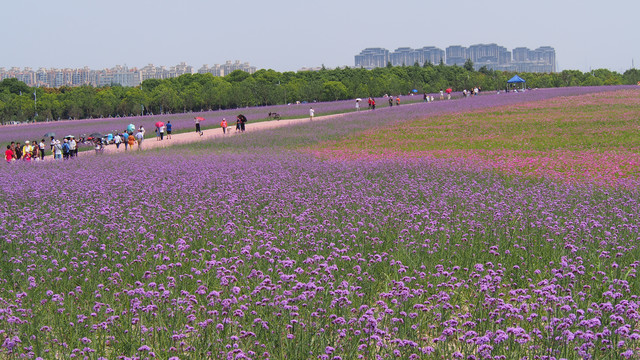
[4,137,78,162]
[4,125,151,163]
[4,114,252,163]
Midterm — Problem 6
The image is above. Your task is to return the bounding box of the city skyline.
[356,44,556,73]
[0,61,258,88]
[1,0,638,73]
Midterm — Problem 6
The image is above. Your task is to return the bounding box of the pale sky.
[2,0,639,73]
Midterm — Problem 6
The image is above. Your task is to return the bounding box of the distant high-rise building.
[417,46,445,65]
[355,48,390,69]
[358,44,555,73]
[390,47,415,66]
[446,46,467,66]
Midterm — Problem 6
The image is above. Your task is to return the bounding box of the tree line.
[1,62,639,124]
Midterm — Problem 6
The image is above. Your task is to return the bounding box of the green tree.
[95,89,118,116]
[623,68,640,84]
[181,83,203,111]
[150,84,180,113]
[322,81,348,101]
[226,70,250,83]
[0,78,31,95]
[463,59,474,72]
[119,87,146,116]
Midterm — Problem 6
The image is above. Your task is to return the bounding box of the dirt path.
[98,112,351,155]
[112,113,340,153]
[48,102,420,160]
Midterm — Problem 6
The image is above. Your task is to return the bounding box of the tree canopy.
[0,65,635,124]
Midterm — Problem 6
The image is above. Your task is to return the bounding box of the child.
[221,118,228,134]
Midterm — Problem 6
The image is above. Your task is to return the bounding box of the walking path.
[55,101,421,159]
[100,111,363,155]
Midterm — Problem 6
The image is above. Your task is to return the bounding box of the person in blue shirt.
[166,121,172,139]
[62,139,71,160]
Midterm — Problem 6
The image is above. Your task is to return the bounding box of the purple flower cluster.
[1,143,639,358]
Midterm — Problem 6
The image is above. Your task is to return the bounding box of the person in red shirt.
[220,118,228,134]
[5,145,13,163]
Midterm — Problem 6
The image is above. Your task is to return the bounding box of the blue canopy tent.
[507,75,526,92]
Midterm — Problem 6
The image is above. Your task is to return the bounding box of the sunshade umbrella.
[355,98,362,102]
[195,116,205,121]
[445,88,452,94]
[127,124,135,133]
[44,132,56,138]
[66,135,75,139]
[89,133,103,138]
[155,121,165,128]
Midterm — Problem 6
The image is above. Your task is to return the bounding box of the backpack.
[62,143,70,154]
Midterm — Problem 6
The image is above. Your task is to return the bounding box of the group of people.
[154,121,172,141]
[115,126,146,151]
[463,87,481,97]
[215,115,248,134]
[4,123,156,163]
[4,136,78,163]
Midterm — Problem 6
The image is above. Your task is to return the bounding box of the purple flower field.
[1,86,639,359]
[0,95,426,145]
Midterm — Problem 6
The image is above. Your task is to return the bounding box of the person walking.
[388,97,393,107]
[371,98,376,110]
[114,133,122,149]
[127,132,135,150]
[123,131,130,151]
[135,130,144,150]
[355,100,360,111]
[49,137,56,158]
[194,117,203,136]
[62,139,70,160]
[166,121,172,139]
[396,96,400,106]
[53,140,62,160]
[38,139,46,160]
[439,89,444,100]
[238,114,247,132]
[69,137,77,158]
[309,107,315,121]
[159,125,165,140]
[220,118,228,134]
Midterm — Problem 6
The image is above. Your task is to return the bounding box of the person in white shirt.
[135,131,144,151]
[309,107,315,121]
[69,138,77,158]
[38,140,46,160]
[114,134,122,149]
[53,140,62,160]
[49,137,56,158]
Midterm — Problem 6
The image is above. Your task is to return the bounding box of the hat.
[25,140,30,144]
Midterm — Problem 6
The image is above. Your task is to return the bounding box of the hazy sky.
[2,0,639,73]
